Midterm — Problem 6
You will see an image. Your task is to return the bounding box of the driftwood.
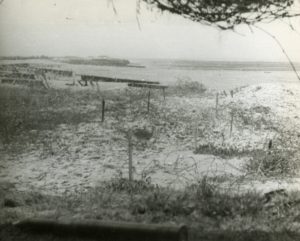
[14,218,188,241]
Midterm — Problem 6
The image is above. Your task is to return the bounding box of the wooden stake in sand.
[102,99,105,122]
[230,111,234,137]
[147,90,151,113]
[215,92,219,118]
[193,126,198,152]
[127,131,133,182]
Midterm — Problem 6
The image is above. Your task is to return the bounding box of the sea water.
[66,59,300,90]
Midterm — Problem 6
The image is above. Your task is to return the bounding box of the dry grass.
[0,86,101,144]
[1,177,300,241]
[245,129,300,177]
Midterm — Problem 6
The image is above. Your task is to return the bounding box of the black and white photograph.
[1,0,300,240]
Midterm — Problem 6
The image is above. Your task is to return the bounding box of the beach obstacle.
[80,74,160,86]
[127,82,167,89]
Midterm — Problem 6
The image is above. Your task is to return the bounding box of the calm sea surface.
[66,59,300,90]
[2,59,300,90]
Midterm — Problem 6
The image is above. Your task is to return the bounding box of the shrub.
[168,78,206,96]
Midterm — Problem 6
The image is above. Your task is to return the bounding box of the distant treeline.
[62,58,130,67]
[0,56,52,60]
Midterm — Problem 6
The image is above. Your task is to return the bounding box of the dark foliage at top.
[143,0,300,29]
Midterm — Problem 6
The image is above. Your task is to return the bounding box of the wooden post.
[147,90,151,113]
[215,92,219,118]
[268,139,273,154]
[128,131,133,182]
[78,80,84,86]
[230,111,234,137]
[96,81,100,93]
[163,88,166,100]
[102,99,105,122]
[194,126,198,152]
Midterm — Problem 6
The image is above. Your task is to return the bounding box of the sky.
[0,0,300,62]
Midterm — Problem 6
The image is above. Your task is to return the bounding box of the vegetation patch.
[245,131,300,177]
[167,78,207,96]
[195,177,264,218]
[245,149,298,177]
[1,177,300,233]
[0,86,101,144]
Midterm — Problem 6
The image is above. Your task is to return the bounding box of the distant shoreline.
[0,57,299,71]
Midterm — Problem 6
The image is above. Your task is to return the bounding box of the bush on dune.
[167,77,207,96]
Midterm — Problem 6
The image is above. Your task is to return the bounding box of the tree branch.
[253,24,300,81]
[143,0,300,30]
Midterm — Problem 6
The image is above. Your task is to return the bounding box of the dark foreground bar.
[14,219,188,241]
